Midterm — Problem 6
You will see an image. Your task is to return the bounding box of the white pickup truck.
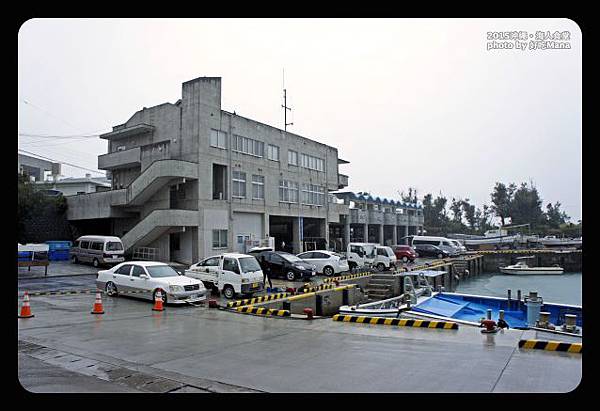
[185,253,265,299]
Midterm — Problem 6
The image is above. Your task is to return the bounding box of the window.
[232,171,246,198]
[252,175,264,200]
[131,265,146,277]
[267,145,280,161]
[115,265,132,275]
[300,154,324,171]
[313,252,330,259]
[279,180,298,203]
[106,242,123,251]
[201,257,220,267]
[80,241,90,249]
[223,257,239,273]
[301,184,325,206]
[233,135,264,157]
[210,129,227,149]
[212,229,228,248]
[288,150,298,166]
[91,242,103,251]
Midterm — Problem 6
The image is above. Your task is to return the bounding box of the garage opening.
[269,216,294,253]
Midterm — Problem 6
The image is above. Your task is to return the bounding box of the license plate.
[112,256,118,259]
[252,282,258,288]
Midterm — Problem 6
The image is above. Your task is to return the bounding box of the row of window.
[230,172,325,206]
[210,129,324,171]
[232,171,265,200]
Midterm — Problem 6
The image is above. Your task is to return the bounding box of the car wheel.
[105,281,118,296]
[223,285,235,299]
[286,271,296,281]
[323,266,334,277]
[402,256,408,263]
[93,258,100,268]
[72,255,79,264]
[348,262,357,271]
[153,289,167,304]
[437,253,443,259]
[377,263,385,272]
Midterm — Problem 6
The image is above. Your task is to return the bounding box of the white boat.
[539,236,582,249]
[338,270,445,317]
[461,229,519,247]
[499,257,564,275]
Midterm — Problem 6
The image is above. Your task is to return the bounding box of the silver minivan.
[70,235,125,267]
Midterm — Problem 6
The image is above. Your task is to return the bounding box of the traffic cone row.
[18,292,34,318]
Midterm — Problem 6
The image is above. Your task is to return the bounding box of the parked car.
[372,246,397,271]
[392,245,418,263]
[413,244,450,259]
[70,235,125,268]
[296,250,349,276]
[96,261,206,305]
[251,251,316,281]
[449,239,467,254]
[185,253,264,299]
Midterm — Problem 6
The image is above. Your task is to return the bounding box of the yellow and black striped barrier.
[518,339,582,353]
[300,283,336,293]
[287,284,356,302]
[226,292,289,308]
[475,249,581,255]
[235,306,291,317]
[332,314,459,329]
[322,272,373,283]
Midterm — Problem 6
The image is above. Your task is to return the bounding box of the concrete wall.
[482,252,582,273]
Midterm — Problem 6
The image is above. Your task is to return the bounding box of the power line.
[18,133,102,139]
[18,149,106,176]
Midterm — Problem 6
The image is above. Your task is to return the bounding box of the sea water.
[454,272,582,306]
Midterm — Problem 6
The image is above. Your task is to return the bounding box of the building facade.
[67,77,350,264]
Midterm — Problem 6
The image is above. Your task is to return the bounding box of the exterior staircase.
[365,273,397,302]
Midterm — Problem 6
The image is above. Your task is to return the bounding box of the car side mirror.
[140,274,149,279]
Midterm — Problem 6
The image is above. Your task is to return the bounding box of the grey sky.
[18,18,582,221]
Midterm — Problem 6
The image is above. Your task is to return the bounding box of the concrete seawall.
[480,250,582,272]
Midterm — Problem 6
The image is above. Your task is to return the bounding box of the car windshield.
[279,253,302,262]
[146,265,179,278]
[239,257,261,273]
[105,242,123,251]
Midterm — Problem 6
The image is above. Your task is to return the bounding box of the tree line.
[400,182,581,237]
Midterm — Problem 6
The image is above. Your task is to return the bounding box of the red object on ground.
[480,319,498,333]
[208,299,218,308]
[286,287,296,295]
[18,292,34,318]
[303,308,314,320]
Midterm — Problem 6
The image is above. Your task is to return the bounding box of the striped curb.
[300,283,337,293]
[226,292,289,308]
[286,284,356,302]
[235,306,291,317]
[332,314,459,329]
[322,272,373,283]
[518,339,582,353]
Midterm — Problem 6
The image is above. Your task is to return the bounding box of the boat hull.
[500,267,564,275]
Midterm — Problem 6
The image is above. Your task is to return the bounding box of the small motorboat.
[500,257,563,275]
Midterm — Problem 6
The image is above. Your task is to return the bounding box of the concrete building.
[18,153,61,182]
[330,192,424,247]
[36,174,111,196]
[67,76,350,264]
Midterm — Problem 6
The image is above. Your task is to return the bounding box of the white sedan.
[296,250,350,276]
[96,261,206,304]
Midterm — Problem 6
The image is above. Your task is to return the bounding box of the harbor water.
[454,272,582,306]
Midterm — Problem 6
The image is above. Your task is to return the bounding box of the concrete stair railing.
[121,209,198,252]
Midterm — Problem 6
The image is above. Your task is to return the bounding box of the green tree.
[461,199,477,231]
[450,198,463,224]
[490,182,516,226]
[545,201,570,228]
[510,182,545,227]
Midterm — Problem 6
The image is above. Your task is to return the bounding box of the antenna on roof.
[282,68,293,131]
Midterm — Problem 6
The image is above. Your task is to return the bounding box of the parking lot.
[17,258,582,393]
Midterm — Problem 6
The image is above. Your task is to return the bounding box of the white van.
[346,243,377,270]
[372,245,397,271]
[185,253,264,299]
[410,236,460,256]
[70,235,125,267]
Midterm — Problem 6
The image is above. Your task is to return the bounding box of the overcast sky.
[18,18,582,221]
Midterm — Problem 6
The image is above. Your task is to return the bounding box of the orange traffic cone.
[152,290,165,312]
[18,292,34,318]
[91,291,105,315]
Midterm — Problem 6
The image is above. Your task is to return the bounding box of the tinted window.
[91,242,103,251]
[74,240,80,248]
[131,265,146,277]
[298,252,314,259]
[313,252,330,259]
[377,248,387,256]
[115,264,132,275]
[223,258,239,273]
[80,241,90,249]
[279,253,302,263]
[269,254,284,264]
[146,265,179,278]
[106,242,123,251]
